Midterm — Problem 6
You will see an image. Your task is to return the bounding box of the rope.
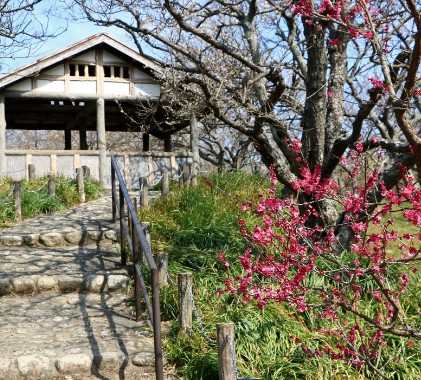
[188,284,217,345]
[160,260,216,344]
[151,175,163,187]
[24,179,49,193]
[0,187,14,205]
[4,168,26,174]
[173,170,184,180]
[158,262,256,378]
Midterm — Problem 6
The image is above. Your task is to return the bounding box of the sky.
[1,1,136,74]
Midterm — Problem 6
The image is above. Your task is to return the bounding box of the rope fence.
[138,164,195,209]
[155,256,259,380]
[0,164,89,221]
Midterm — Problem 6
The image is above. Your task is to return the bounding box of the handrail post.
[111,163,116,223]
[152,268,164,380]
[119,186,127,265]
[133,227,142,321]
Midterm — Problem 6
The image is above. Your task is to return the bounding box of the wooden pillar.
[97,98,106,187]
[190,113,199,186]
[143,133,150,152]
[0,92,6,176]
[80,129,88,150]
[164,132,172,152]
[64,129,72,150]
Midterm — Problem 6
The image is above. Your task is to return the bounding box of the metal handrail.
[111,156,163,380]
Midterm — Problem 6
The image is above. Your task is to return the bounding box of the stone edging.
[0,273,129,296]
[0,228,119,249]
[0,351,157,379]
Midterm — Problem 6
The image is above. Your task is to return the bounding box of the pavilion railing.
[110,156,163,380]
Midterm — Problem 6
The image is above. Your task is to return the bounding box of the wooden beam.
[4,91,157,101]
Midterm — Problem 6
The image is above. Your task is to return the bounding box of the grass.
[136,172,421,380]
[0,175,102,228]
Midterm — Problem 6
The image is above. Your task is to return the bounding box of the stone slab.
[0,293,158,379]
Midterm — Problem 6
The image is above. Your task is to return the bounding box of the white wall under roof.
[36,80,65,92]
[69,81,97,94]
[3,46,160,98]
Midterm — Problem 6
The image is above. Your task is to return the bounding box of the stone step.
[0,244,129,296]
[0,227,119,249]
[0,292,161,379]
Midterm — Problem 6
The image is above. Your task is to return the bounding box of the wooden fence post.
[82,165,91,180]
[155,252,168,287]
[76,168,85,203]
[178,273,193,335]
[132,223,142,321]
[139,176,149,208]
[28,164,35,179]
[48,174,55,196]
[217,323,236,380]
[13,181,22,222]
[182,164,190,187]
[161,168,169,199]
[140,222,151,263]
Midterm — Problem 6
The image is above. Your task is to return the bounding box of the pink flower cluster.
[219,145,421,367]
[290,0,384,43]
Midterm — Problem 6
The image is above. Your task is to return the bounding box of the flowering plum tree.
[219,144,420,375]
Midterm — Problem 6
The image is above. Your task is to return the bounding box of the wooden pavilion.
[0,32,196,188]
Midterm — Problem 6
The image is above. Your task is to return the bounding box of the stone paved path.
[0,193,176,380]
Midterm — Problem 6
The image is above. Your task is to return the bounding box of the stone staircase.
[0,194,170,380]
